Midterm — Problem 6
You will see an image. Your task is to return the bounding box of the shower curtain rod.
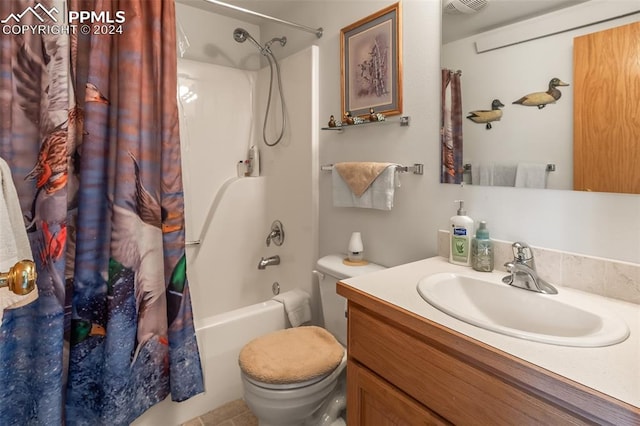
[202,0,324,38]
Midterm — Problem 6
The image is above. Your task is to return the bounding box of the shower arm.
[203,0,323,38]
[264,37,287,50]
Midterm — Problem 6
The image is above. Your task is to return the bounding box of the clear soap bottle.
[471,221,494,272]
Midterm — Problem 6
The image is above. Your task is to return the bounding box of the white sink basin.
[417,272,630,347]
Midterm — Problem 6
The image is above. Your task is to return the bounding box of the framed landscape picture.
[341,2,402,119]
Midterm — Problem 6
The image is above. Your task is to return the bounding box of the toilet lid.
[239,326,345,385]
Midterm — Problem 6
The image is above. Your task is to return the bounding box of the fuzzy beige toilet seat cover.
[239,326,344,384]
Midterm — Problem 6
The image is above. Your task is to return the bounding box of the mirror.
[441,1,640,193]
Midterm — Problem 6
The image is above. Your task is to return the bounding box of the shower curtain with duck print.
[0,0,204,424]
[441,69,463,184]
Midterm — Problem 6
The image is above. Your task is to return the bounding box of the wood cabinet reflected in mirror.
[441,3,640,194]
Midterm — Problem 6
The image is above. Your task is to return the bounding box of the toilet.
[239,254,385,426]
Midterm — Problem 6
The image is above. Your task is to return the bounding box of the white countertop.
[342,256,640,408]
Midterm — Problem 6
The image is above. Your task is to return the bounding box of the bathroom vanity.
[337,257,639,425]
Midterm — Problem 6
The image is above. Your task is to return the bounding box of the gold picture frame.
[340,2,402,119]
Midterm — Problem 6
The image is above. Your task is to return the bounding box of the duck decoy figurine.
[512,78,569,109]
[343,111,354,125]
[466,99,505,130]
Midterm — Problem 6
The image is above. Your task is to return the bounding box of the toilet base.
[242,353,347,426]
[306,375,346,426]
[245,379,340,426]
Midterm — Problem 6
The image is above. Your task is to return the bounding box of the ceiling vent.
[443,0,489,14]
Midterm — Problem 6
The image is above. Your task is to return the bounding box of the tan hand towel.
[334,162,393,197]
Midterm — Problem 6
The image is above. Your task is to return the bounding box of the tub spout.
[258,255,280,270]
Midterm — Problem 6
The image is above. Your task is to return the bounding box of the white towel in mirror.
[471,162,517,187]
[515,163,548,188]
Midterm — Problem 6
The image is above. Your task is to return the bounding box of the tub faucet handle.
[266,220,284,247]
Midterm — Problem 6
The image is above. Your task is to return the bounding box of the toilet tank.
[315,254,386,346]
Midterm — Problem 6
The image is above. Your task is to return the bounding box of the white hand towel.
[515,163,547,188]
[471,162,517,187]
[0,158,32,270]
[332,164,396,210]
[471,162,493,186]
[492,164,517,187]
[0,157,38,320]
[273,289,312,327]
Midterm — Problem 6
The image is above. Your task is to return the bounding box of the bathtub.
[132,299,287,426]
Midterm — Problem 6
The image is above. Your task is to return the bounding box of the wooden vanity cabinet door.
[347,359,450,426]
[340,282,639,426]
[347,303,588,425]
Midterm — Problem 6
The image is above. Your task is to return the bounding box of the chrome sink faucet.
[258,255,280,270]
[502,242,558,294]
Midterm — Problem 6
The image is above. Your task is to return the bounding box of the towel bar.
[463,163,556,173]
[321,163,424,175]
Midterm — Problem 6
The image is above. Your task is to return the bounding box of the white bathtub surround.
[177,13,319,323]
[341,256,640,409]
[438,230,640,304]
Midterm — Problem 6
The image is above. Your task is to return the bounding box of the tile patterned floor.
[181,399,258,426]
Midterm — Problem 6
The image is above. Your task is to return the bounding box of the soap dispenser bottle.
[471,221,494,272]
[449,200,474,266]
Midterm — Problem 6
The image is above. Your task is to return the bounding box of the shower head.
[233,28,263,51]
[233,28,249,43]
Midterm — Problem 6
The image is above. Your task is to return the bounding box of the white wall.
[261,0,441,267]
[260,0,640,265]
[175,2,262,70]
[442,12,640,190]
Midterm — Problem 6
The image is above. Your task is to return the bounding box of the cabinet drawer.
[348,304,586,425]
